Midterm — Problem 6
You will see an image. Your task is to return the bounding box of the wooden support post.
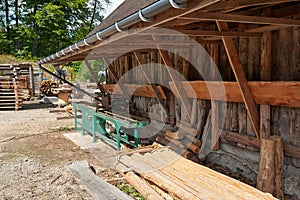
[217,21,260,138]
[210,43,220,150]
[260,8,272,138]
[134,52,169,114]
[257,136,283,199]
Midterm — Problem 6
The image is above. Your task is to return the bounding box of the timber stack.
[0,64,23,110]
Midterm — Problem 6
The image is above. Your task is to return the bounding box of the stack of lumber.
[18,75,31,100]
[116,148,277,200]
[0,80,23,110]
[0,64,23,110]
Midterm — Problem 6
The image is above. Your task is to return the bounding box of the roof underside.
[39,0,300,65]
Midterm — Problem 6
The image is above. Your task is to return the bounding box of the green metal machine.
[73,102,148,150]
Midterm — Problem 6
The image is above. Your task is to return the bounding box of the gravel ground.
[0,101,105,200]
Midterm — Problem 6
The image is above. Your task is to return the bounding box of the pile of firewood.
[156,111,212,164]
[39,80,57,95]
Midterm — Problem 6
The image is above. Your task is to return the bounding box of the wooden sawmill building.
[39,0,300,199]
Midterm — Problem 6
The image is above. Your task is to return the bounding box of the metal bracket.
[96,32,106,41]
[69,46,74,52]
[75,43,80,50]
[83,39,90,46]
[138,10,153,22]
[56,52,60,58]
[61,50,66,56]
[115,22,127,32]
[169,0,187,9]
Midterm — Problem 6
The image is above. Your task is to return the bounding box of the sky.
[103,0,125,19]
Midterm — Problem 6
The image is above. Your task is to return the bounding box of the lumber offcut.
[68,160,133,200]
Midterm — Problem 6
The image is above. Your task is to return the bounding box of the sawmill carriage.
[39,0,300,198]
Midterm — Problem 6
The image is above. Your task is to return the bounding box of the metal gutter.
[38,0,189,64]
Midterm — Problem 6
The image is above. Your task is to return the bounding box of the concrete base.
[64,132,117,168]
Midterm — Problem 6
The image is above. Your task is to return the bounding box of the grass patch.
[117,182,144,200]
[59,125,73,132]
[0,54,34,64]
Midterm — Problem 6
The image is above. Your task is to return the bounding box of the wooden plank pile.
[0,64,23,110]
[117,148,277,200]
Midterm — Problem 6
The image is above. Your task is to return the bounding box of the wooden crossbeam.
[134,52,169,114]
[217,21,260,138]
[180,11,300,26]
[169,81,300,108]
[102,84,167,99]
[137,30,261,37]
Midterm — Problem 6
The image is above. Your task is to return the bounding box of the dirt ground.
[0,101,118,200]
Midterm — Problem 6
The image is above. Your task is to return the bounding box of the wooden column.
[257,136,283,199]
[260,8,272,138]
[210,43,220,150]
[216,21,260,138]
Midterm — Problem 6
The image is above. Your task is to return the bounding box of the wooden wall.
[105,26,300,163]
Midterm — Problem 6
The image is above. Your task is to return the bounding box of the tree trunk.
[15,0,20,49]
[4,0,10,38]
[32,4,38,56]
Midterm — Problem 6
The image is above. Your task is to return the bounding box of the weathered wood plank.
[68,160,133,200]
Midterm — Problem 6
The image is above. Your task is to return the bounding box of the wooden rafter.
[133,51,169,114]
[180,11,300,26]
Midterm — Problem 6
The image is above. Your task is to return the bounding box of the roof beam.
[216,21,260,138]
[180,12,300,26]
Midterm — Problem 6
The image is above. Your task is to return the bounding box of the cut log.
[165,130,184,140]
[156,135,192,159]
[68,160,133,200]
[181,138,200,154]
[271,136,284,200]
[257,137,276,195]
[177,122,200,137]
